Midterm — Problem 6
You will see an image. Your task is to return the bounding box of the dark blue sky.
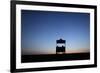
[21,10,90,55]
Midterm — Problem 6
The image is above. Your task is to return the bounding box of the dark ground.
[21,53,90,63]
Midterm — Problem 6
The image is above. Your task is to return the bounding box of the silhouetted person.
[56,39,66,54]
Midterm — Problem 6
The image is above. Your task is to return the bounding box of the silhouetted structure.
[56,38,66,54]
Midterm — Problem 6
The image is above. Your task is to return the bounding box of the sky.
[21,10,90,55]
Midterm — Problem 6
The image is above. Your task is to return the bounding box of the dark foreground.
[21,53,90,63]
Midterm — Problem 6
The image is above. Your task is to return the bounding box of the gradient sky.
[21,10,90,55]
